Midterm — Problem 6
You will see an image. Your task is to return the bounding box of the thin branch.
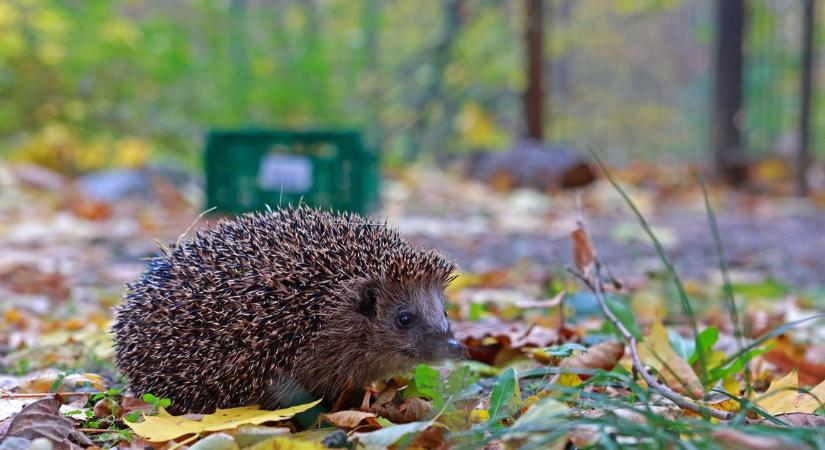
[568,217,734,421]
[0,392,94,399]
[568,266,732,420]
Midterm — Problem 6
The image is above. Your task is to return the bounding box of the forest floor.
[1,162,824,448]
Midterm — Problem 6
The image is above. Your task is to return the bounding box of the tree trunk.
[712,0,747,185]
[525,0,544,141]
[798,0,816,196]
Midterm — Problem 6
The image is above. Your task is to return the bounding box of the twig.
[78,428,121,434]
[588,148,708,382]
[569,218,733,421]
[0,392,94,399]
[568,266,732,420]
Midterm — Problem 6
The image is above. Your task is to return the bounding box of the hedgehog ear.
[356,279,380,318]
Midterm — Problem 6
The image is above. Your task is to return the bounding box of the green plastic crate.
[205,130,380,215]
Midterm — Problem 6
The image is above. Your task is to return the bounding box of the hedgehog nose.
[446,338,464,358]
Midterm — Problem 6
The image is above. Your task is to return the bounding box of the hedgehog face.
[356,278,464,370]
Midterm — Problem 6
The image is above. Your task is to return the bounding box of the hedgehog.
[112,206,462,414]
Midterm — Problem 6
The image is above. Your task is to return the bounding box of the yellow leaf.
[247,437,327,450]
[469,409,489,423]
[722,376,741,396]
[638,321,704,398]
[556,373,583,388]
[126,399,321,442]
[757,370,825,415]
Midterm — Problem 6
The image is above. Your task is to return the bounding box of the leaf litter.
[1,162,825,448]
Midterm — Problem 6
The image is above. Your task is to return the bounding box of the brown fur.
[112,207,460,413]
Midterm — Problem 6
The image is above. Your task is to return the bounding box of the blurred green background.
[0,0,819,174]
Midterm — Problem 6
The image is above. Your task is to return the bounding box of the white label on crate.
[257,154,313,193]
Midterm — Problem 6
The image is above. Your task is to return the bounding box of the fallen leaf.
[570,226,596,274]
[559,341,624,378]
[455,319,560,350]
[323,410,376,429]
[15,371,106,393]
[711,428,810,450]
[638,321,704,398]
[488,368,520,420]
[756,370,825,415]
[409,425,447,449]
[505,397,568,446]
[1,397,93,450]
[350,420,436,449]
[246,436,326,450]
[125,399,321,442]
[763,413,825,427]
[763,337,825,385]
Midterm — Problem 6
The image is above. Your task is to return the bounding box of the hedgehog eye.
[396,311,413,328]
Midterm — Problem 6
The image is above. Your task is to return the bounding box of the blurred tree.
[524,0,544,140]
[798,0,815,196]
[712,0,747,185]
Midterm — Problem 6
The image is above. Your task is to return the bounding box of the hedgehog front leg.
[260,371,314,410]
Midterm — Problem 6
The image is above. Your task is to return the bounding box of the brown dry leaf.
[93,398,113,419]
[559,341,624,378]
[711,428,810,450]
[2,397,93,450]
[370,397,432,424]
[323,410,376,429]
[756,370,825,415]
[763,336,825,386]
[455,320,560,349]
[751,413,825,427]
[570,226,596,274]
[456,319,562,366]
[119,396,154,420]
[638,321,704,399]
[410,425,448,450]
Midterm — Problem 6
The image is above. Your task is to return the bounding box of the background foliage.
[0,0,819,172]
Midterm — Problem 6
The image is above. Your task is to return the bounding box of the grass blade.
[588,147,708,384]
[698,174,752,394]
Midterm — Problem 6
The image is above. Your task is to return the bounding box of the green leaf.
[488,367,519,421]
[469,302,485,321]
[445,363,478,398]
[708,343,774,383]
[689,327,719,365]
[542,343,588,358]
[731,279,787,299]
[405,364,444,409]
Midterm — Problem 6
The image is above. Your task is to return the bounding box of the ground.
[1,163,824,448]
